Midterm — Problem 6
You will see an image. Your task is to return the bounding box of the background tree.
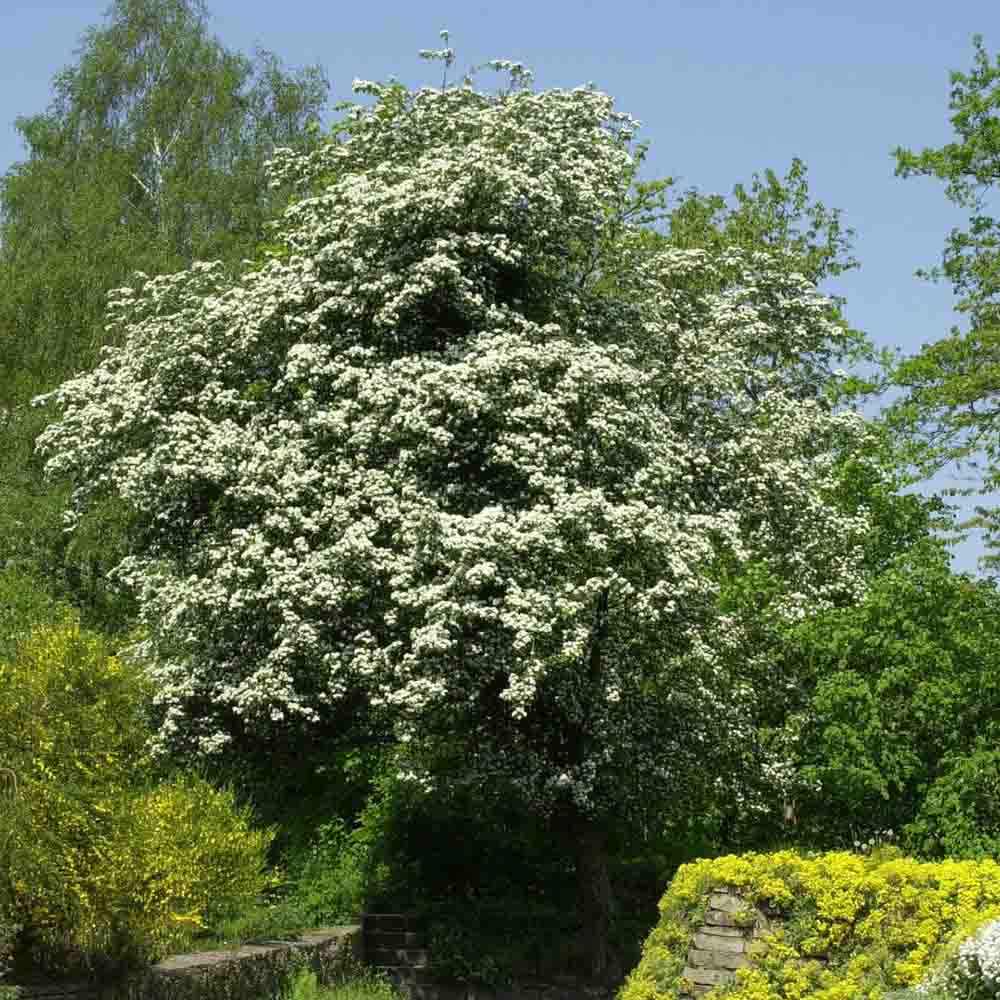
[36,66,877,977]
[890,36,1000,568]
[683,445,952,853]
[769,531,1000,853]
[0,0,328,630]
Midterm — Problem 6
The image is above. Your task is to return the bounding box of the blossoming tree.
[36,59,874,975]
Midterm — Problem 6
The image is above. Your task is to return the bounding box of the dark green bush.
[906,748,1000,859]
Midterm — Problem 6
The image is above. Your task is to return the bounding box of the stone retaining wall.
[680,890,775,998]
[0,925,361,1000]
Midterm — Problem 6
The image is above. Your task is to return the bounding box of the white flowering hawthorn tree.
[36,62,875,975]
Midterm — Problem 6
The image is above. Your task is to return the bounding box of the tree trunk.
[573,813,614,983]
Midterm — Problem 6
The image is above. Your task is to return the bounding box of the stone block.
[692,931,747,954]
[682,966,734,988]
[707,892,743,914]
[704,907,743,928]
[696,921,744,937]
[688,947,749,971]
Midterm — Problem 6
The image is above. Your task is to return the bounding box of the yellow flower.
[622,850,1000,1000]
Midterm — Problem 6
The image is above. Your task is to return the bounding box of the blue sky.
[2,0,998,572]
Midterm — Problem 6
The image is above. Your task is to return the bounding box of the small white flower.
[33,63,874,820]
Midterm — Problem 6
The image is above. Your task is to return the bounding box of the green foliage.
[0,622,151,972]
[889,36,1000,567]
[268,753,658,987]
[0,565,73,661]
[621,851,1000,1000]
[282,818,368,928]
[906,749,1000,860]
[597,153,877,402]
[0,0,329,374]
[827,454,952,574]
[95,773,276,966]
[280,965,402,1000]
[211,744,388,874]
[665,157,858,287]
[0,623,274,976]
[0,0,328,631]
[681,458,955,856]
[893,36,1000,324]
[774,539,1000,851]
[0,767,21,980]
[0,396,140,636]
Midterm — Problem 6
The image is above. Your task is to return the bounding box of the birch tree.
[0,0,327,628]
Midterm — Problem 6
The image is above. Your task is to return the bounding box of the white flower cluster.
[956,918,1000,995]
[909,917,1000,998]
[35,67,876,817]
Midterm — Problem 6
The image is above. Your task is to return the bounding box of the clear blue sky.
[2,0,998,572]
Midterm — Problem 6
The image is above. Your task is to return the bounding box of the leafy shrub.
[0,623,152,971]
[0,766,22,976]
[901,914,1000,1000]
[621,851,1000,1000]
[0,566,72,661]
[284,817,368,926]
[0,623,275,974]
[773,549,1000,856]
[906,749,1000,860]
[87,773,277,965]
[953,917,1000,996]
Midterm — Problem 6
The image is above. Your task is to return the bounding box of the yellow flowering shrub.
[618,850,1000,1000]
[72,773,277,968]
[0,624,275,975]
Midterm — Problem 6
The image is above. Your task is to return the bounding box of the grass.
[189,901,320,951]
[277,966,403,1000]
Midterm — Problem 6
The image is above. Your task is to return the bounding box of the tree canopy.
[35,65,879,974]
[0,0,328,389]
[889,36,1000,568]
[0,0,328,631]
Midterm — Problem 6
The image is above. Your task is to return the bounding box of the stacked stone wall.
[0,925,360,1000]
[680,890,775,998]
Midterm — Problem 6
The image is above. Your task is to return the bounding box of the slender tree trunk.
[573,812,614,983]
[563,585,615,982]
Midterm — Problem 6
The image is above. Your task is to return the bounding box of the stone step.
[368,947,430,967]
[366,929,425,949]
[363,913,424,933]
[375,964,439,987]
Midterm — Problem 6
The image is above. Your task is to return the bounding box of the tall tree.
[36,65,876,975]
[0,0,328,387]
[889,36,1000,568]
[0,0,328,628]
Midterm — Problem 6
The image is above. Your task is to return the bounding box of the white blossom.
[35,66,876,821]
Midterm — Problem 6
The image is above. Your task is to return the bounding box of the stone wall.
[0,925,361,1000]
[679,890,775,998]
